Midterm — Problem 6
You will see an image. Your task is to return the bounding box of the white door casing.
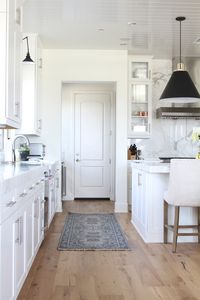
[74,92,111,198]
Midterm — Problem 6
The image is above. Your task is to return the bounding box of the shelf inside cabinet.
[131,116,148,118]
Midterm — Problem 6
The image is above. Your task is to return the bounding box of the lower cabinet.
[131,168,147,239]
[0,177,45,300]
[0,214,15,300]
[131,166,170,243]
[13,212,26,296]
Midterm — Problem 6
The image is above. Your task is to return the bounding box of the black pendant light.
[160,16,200,103]
[22,36,34,63]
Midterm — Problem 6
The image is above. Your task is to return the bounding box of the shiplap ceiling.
[23,0,200,58]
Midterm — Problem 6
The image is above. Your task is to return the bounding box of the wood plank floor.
[18,200,200,300]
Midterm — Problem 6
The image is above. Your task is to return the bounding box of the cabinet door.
[131,169,146,233]
[6,0,15,121]
[128,83,151,136]
[138,171,146,230]
[13,212,26,296]
[128,57,152,138]
[0,0,21,128]
[36,38,43,134]
[129,61,150,80]
[33,194,40,252]
[13,28,22,123]
[0,218,15,300]
[131,169,140,221]
[25,198,33,271]
[0,13,7,117]
[38,182,45,243]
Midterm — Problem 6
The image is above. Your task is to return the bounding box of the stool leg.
[163,200,168,243]
[198,207,200,244]
[172,206,180,253]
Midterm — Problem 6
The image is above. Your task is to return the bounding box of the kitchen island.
[130,160,198,243]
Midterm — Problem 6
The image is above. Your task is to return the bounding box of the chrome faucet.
[12,135,30,162]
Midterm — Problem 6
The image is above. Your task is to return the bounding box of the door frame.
[61,82,116,201]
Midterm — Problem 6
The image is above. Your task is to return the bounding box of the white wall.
[41,50,128,212]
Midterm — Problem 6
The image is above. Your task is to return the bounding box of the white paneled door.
[74,92,111,198]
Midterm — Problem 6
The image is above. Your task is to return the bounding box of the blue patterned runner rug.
[58,213,130,250]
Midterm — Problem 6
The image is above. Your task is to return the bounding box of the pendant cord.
[179,20,182,65]
[26,37,30,53]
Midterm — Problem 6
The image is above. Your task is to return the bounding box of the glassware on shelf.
[131,62,149,79]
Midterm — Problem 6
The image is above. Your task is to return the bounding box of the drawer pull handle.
[19,192,27,197]
[6,201,16,207]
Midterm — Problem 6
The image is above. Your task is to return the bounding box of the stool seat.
[163,159,200,252]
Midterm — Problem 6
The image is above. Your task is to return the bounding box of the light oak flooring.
[18,200,200,300]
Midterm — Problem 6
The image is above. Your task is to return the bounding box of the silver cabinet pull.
[15,219,20,244]
[19,217,23,245]
[76,159,80,162]
[6,201,16,207]
[15,217,23,245]
[19,192,27,197]
[138,173,142,186]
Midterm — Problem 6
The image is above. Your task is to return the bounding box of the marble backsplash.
[128,59,200,159]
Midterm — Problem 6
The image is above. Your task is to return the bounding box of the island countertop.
[128,160,170,173]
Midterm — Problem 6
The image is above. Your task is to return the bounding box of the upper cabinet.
[18,34,43,136]
[0,0,22,129]
[128,56,152,138]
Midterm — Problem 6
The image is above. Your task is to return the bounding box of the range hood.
[156,107,200,119]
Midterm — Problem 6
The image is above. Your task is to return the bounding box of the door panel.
[75,93,111,198]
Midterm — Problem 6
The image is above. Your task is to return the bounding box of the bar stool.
[163,159,200,252]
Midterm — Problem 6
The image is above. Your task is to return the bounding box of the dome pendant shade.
[160,70,200,103]
[160,16,200,103]
[23,51,34,63]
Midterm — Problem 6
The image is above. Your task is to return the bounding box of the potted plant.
[19,143,30,161]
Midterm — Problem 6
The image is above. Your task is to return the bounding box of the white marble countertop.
[0,162,48,182]
[128,160,170,173]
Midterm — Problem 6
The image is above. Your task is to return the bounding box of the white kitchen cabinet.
[128,56,152,138]
[0,0,22,129]
[46,163,60,227]
[13,211,26,296]
[0,214,15,300]
[0,167,46,300]
[33,180,45,252]
[18,34,43,135]
[25,197,33,271]
[131,168,147,237]
[54,167,60,212]
[127,162,132,211]
[131,165,170,243]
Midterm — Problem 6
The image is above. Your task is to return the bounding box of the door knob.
[76,159,80,162]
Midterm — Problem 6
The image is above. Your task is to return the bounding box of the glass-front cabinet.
[128,57,152,138]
